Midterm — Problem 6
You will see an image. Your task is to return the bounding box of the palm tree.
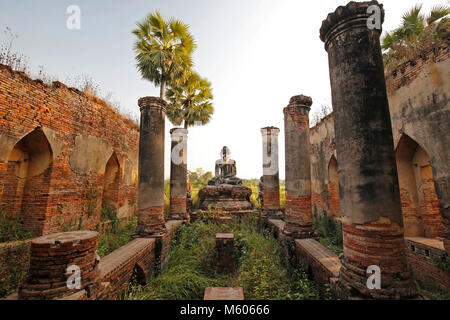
[165,72,214,128]
[132,11,196,99]
[382,4,449,72]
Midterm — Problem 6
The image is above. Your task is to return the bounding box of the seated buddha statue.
[208,146,243,186]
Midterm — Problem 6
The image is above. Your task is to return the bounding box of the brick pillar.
[19,231,101,300]
[320,1,417,299]
[261,126,281,218]
[136,97,167,237]
[169,128,189,222]
[283,95,314,239]
[216,233,235,274]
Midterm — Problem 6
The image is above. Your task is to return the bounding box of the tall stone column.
[320,1,417,299]
[283,95,314,239]
[169,128,189,222]
[136,97,167,237]
[261,127,281,218]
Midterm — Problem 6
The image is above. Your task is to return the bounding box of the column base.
[283,221,315,239]
[262,208,283,220]
[339,219,419,299]
[136,206,167,237]
[337,257,419,300]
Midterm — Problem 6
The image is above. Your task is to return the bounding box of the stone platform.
[204,287,244,300]
[198,185,253,213]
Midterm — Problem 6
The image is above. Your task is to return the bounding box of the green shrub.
[97,217,137,258]
[0,209,32,243]
[433,252,450,272]
[100,201,117,221]
[314,210,343,256]
[0,241,31,298]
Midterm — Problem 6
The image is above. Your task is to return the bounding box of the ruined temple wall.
[309,114,336,218]
[0,64,139,236]
[386,39,449,240]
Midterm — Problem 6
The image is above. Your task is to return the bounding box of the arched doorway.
[102,152,120,212]
[2,128,53,236]
[327,155,340,218]
[396,135,442,238]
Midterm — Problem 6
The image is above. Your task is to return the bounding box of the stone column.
[136,97,167,237]
[320,1,417,299]
[283,95,314,239]
[261,127,281,218]
[169,128,189,222]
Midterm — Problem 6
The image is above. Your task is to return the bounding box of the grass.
[97,203,137,258]
[313,209,343,256]
[0,209,33,243]
[0,240,31,298]
[127,213,319,300]
[414,277,450,300]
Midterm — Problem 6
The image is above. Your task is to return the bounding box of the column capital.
[320,1,384,50]
[287,95,312,109]
[138,96,167,112]
[261,126,280,136]
[170,127,188,138]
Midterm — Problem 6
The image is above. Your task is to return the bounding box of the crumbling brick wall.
[310,114,336,218]
[404,238,449,293]
[0,64,139,237]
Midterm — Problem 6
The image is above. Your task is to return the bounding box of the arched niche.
[327,155,341,218]
[102,152,120,212]
[1,128,53,236]
[396,134,442,238]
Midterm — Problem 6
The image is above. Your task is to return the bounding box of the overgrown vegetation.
[97,203,137,258]
[0,241,31,298]
[414,275,450,300]
[382,4,449,73]
[0,209,32,243]
[313,209,343,256]
[127,214,319,300]
[0,27,29,73]
[432,252,450,271]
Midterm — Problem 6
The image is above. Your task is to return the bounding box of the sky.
[1,0,448,179]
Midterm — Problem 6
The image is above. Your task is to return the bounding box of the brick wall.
[0,64,139,237]
[310,114,336,218]
[405,238,449,293]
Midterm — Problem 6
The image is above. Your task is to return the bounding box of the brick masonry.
[404,237,449,293]
[216,233,234,274]
[0,64,139,236]
[263,189,280,211]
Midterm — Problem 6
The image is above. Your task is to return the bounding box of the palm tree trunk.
[184,120,188,129]
[160,76,166,99]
